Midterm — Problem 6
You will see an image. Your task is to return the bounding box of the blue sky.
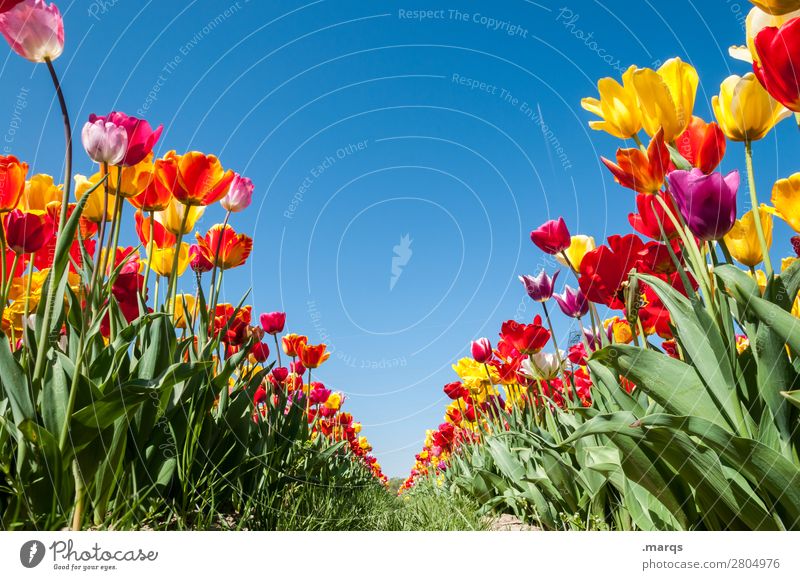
[1,0,797,477]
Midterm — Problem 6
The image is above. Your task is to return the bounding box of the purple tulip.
[519,270,559,302]
[553,285,589,318]
[667,168,739,241]
[221,173,254,213]
[81,118,128,165]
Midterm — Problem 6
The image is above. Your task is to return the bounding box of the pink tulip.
[530,217,571,255]
[471,337,492,363]
[89,111,163,166]
[290,360,306,376]
[260,311,286,335]
[0,0,64,63]
[189,244,213,273]
[220,173,254,213]
[81,118,128,165]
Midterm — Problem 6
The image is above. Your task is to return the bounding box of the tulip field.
[2,0,800,533]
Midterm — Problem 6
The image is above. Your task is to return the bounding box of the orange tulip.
[169,151,235,207]
[0,154,28,212]
[601,129,670,194]
[128,155,176,212]
[282,333,308,357]
[298,343,330,369]
[195,224,253,270]
[135,210,176,249]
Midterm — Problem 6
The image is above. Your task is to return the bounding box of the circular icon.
[19,540,46,568]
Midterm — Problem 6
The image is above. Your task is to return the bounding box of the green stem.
[167,208,191,311]
[744,141,773,279]
[141,211,156,301]
[208,210,230,311]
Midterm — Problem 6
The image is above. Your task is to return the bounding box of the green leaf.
[0,333,33,425]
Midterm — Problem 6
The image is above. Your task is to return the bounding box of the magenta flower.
[89,112,163,166]
[260,311,286,335]
[519,270,559,302]
[189,244,213,273]
[553,285,588,318]
[0,0,63,63]
[667,168,739,241]
[470,337,492,363]
[81,118,128,165]
[530,217,570,255]
[221,173,254,213]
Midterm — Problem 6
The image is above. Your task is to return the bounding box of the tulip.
[148,243,189,278]
[156,197,205,235]
[135,210,176,249]
[89,112,163,167]
[602,128,669,194]
[168,151,235,207]
[470,338,492,363]
[723,206,773,267]
[443,381,468,400]
[674,117,726,174]
[74,174,113,223]
[520,351,565,380]
[3,209,53,254]
[101,156,153,199]
[753,17,800,111]
[628,192,679,240]
[772,173,800,233]
[290,360,306,376]
[553,285,589,318]
[324,392,343,411]
[282,333,308,357]
[0,1,24,13]
[581,65,642,139]
[530,217,570,255]
[668,169,739,241]
[0,0,63,63]
[188,243,213,273]
[298,343,330,369]
[750,0,800,15]
[309,384,332,405]
[729,6,800,64]
[195,224,253,270]
[250,342,270,363]
[173,294,197,329]
[0,155,27,212]
[499,318,551,355]
[21,174,61,212]
[81,118,128,165]
[260,311,286,335]
[556,235,595,270]
[128,156,176,212]
[220,173,254,213]
[519,270,558,302]
[631,58,699,142]
[605,317,634,344]
[712,73,790,141]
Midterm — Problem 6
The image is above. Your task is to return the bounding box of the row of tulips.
[0,0,384,531]
[402,0,800,531]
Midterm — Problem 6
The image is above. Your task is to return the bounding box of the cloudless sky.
[1,0,797,477]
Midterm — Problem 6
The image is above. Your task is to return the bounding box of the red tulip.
[530,217,571,255]
[754,17,800,112]
[498,318,550,355]
[443,381,468,400]
[579,234,648,308]
[189,244,213,273]
[250,341,270,363]
[674,116,726,174]
[3,209,53,254]
[260,311,286,335]
[470,337,493,363]
[0,1,25,13]
[298,343,330,369]
[628,193,679,240]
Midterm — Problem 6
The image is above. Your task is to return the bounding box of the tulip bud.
[530,217,571,255]
[0,0,63,63]
[220,173,254,213]
[272,367,289,383]
[470,337,493,363]
[81,119,128,165]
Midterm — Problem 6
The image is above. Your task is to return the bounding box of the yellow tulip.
[747,268,767,293]
[324,392,343,411]
[632,58,698,141]
[750,0,800,15]
[729,7,800,63]
[783,257,798,271]
[148,242,189,278]
[581,66,642,139]
[74,174,114,223]
[173,293,198,329]
[723,206,773,267]
[712,73,790,141]
[155,197,205,235]
[771,173,800,232]
[102,154,154,199]
[556,235,596,270]
[21,174,62,212]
